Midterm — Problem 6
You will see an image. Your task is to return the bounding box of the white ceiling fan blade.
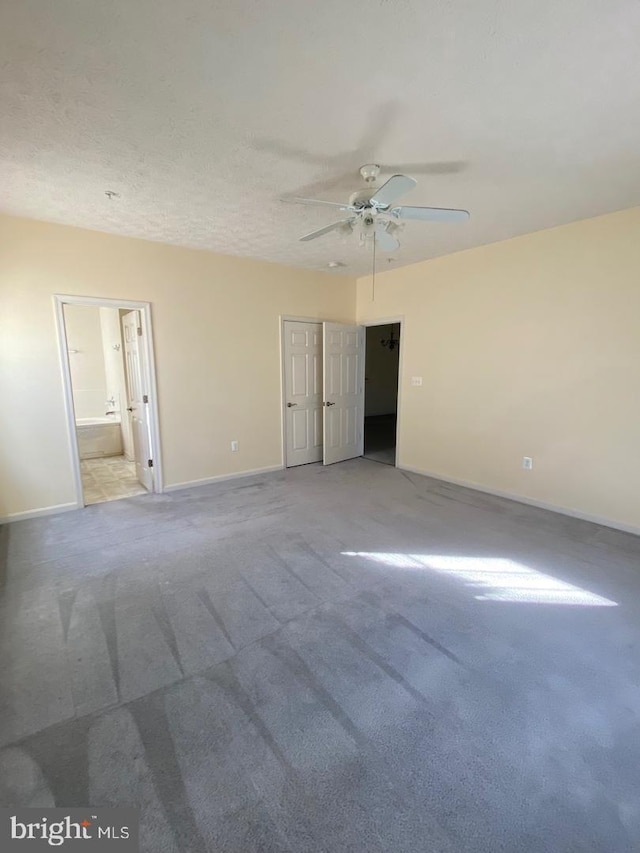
[299,219,353,242]
[392,205,470,223]
[282,196,353,210]
[375,227,400,252]
[369,174,417,208]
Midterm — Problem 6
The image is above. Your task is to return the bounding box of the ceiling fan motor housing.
[348,188,380,209]
[288,165,469,246]
[359,163,380,183]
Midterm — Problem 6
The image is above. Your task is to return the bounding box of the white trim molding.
[361,315,406,328]
[361,316,405,469]
[163,465,284,493]
[1,467,285,521]
[53,294,164,507]
[0,502,79,524]
[400,465,640,537]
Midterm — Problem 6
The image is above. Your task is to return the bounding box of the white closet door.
[323,322,365,465]
[283,321,323,466]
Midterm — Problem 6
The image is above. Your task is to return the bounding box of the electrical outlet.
[231,440,239,452]
[522,456,533,470]
[411,376,423,387]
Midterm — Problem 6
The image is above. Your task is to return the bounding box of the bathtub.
[76,416,123,459]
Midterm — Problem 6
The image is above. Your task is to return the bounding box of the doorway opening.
[363,322,401,466]
[55,295,162,506]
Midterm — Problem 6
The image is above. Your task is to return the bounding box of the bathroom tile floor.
[80,455,147,504]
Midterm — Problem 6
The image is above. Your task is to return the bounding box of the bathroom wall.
[99,308,134,459]
[364,323,400,417]
[64,305,108,419]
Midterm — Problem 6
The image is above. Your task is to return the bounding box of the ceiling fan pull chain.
[372,229,376,302]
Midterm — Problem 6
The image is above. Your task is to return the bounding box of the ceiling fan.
[283,164,470,251]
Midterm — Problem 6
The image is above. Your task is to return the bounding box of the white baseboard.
[6,464,636,539]
[399,465,640,537]
[164,465,284,493]
[0,501,80,524]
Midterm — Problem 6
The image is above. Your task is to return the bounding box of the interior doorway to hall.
[363,322,400,466]
[56,295,162,506]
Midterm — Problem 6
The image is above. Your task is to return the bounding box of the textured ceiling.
[1,0,640,276]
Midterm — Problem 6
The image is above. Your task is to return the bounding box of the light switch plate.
[411,376,423,386]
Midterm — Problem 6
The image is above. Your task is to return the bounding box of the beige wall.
[64,304,109,419]
[0,214,356,518]
[357,207,640,532]
[3,207,638,531]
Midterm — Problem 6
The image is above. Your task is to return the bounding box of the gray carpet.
[1,459,640,852]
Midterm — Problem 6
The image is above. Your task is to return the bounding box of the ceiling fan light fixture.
[337,220,355,245]
[286,165,470,255]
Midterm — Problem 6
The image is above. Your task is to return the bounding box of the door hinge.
[137,326,142,336]
[148,458,153,468]
[143,394,149,404]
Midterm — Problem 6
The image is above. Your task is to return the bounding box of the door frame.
[361,316,405,468]
[54,294,164,506]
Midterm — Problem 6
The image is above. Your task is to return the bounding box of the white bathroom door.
[323,322,365,465]
[283,321,323,466]
[122,311,153,491]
